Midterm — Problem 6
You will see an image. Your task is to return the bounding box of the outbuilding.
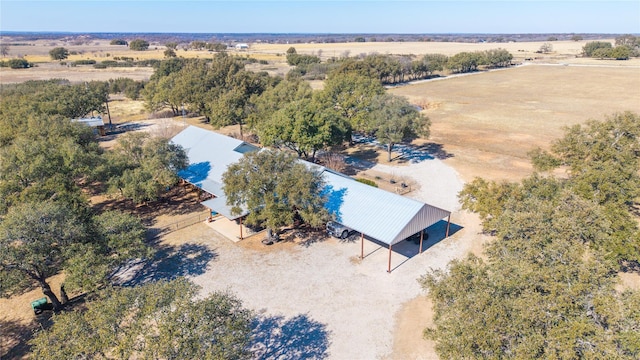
[171,126,452,271]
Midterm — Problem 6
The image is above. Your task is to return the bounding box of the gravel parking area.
[149,157,466,359]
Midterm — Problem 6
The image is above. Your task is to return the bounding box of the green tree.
[0,200,150,311]
[49,47,69,60]
[0,117,101,214]
[105,132,188,204]
[0,201,87,310]
[317,73,385,137]
[165,41,178,50]
[223,150,329,233]
[583,41,613,57]
[611,45,632,60]
[483,48,513,68]
[428,179,640,358]
[109,39,128,46]
[30,278,254,359]
[63,210,149,292]
[247,77,312,131]
[369,94,430,161]
[164,48,176,58]
[571,34,584,41]
[129,39,150,51]
[5,58,30,69]
[447,51,483,73]
[257,97,350,160]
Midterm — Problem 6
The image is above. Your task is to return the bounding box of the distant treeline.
[3,31,621,45]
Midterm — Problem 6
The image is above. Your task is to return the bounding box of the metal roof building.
[172,126,452,271]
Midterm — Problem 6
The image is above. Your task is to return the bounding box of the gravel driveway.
[160,157,467,359]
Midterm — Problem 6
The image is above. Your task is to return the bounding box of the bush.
[5,58,31,69]
[129,39,149,51]
[583,41,612,57]
[73,59,96,65]
[110,39,128,46]
[356,178,378,187]
[93,64,107,69]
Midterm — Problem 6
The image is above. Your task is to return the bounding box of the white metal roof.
[171,126,451,245]
[172,126,258,218]
[319,168,450,245]
[73,116,104,127]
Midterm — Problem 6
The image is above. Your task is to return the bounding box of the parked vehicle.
[326,221,352,239]
[405,229,428,244]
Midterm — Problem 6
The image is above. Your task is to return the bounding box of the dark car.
[405,230,428,244]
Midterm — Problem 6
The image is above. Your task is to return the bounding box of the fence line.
[147,211,211,239]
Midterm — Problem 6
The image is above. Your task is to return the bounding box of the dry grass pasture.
[391,64,640,181]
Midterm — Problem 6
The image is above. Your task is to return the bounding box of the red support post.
[387,244,392,273]
[360,233,364,259]
[419,230,424,254]
[239,216,243,240]
[446,214,451,238]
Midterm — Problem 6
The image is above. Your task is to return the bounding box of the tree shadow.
[117,243,217,286]
[250,313,331,360]
[0,318,35,359]
[350,134,454,165]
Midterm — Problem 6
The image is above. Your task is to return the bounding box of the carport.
[321,169,451,272]
[172,126,454,270]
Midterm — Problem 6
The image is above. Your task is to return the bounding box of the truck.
[326,221,352,239]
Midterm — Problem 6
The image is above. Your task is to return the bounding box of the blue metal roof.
[172,126,450,244]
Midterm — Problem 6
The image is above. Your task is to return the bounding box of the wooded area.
[422,112,640,358]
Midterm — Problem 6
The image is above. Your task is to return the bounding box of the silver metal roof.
[172,126,257,219]
[320,169,450,245]
[73,116,104,127]
[172,126,450,244]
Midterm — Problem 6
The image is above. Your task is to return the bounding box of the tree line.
[287,47,514,84]
[422,112,640,358]
[143,54,430,162]
[582,35,640,60]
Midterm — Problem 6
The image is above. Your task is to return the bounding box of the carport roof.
[171,126,451,245]
[320,169,450,245]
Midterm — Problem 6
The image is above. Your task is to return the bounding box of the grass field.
[390,64,640,180]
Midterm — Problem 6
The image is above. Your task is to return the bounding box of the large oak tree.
[222,150,329,232]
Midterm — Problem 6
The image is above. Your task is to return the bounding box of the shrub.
[356,178,378,187]
[129,39,149,51]
[110,39,128,46]
[6,58,31,68]
[73,59,96,65]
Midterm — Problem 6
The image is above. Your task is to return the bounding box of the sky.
[1,1,638,34]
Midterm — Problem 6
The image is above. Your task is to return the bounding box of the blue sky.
[1,1,638,34]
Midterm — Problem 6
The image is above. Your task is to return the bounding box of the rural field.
[1,37,639,359]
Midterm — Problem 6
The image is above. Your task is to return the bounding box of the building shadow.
[250,313,331,360]
[356,219,464,272]
[393,219,464,259]
[117,243,217,286]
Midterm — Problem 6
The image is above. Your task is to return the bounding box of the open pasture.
[390,64,640,181]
